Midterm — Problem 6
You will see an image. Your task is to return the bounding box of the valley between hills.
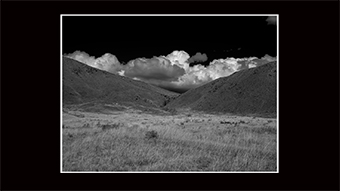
[62,57,277,172]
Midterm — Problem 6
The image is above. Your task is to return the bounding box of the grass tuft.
[82,123,91,128]
[101,123,121,130]
[145,130,159,140]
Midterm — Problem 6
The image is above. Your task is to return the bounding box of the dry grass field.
[62,105,277,172]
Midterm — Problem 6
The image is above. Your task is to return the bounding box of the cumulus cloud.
[164,50,191,72]
[248,63,257,68]
[122,50,192,83]
[129,51,273,92]
[65,51,97,66]
[64,50,276,93]
[261,54,277,62]
[65,51,122,73]
[172,57,256,88]
[123,57,185,81]
[162,53,276,92]
[94,53,122,73]
[188,52,208,63]
[266,16,277,25]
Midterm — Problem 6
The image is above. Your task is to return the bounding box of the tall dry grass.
[62,119,276,171]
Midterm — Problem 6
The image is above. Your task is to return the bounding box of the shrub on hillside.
[82,123,90,128]
[72,68,82,75]
[145,130,159,140]
[101,123,121,130]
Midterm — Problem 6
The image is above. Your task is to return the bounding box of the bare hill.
[166,62,277,117]
[62,57,179,109]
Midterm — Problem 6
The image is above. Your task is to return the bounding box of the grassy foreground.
[62,111,277,172]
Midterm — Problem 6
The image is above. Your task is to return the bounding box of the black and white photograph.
[2,0,339,189]
[61,14,278,172]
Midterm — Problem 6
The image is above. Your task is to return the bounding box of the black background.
[1,0,339,191]
[62,15,277,65]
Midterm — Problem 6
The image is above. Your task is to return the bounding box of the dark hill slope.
[62,57,179,108]
[166,62,277,116]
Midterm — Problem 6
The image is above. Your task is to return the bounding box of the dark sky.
[62,15,277,66]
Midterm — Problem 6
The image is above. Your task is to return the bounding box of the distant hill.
[62,57,179,109]
[166,61,277,117]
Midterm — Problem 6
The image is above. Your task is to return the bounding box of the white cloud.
[117,70,125,76]
[64,50,276,92]
[261,54,276,62]
[123,56,185,81]
[65,51,122,74]
[164,50,191,72]
[171,57,257,88]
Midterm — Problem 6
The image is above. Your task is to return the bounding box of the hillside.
[166,61,277,116]
[62,57,179,109]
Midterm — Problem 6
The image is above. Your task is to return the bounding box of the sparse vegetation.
[72,67,82,75]
[100,123,121,130]
[62,110,277,172]
[220,121,239,126]
[145,130,159,140]
[82,123,90,128]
